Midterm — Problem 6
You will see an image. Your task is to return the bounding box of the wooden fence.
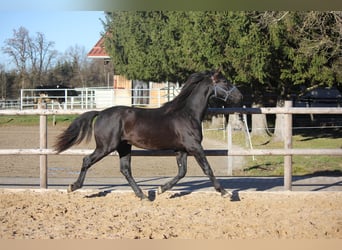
[0,101,341,191]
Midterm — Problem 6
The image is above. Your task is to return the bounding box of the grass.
[203,128,342,176]
[0,115,78,126]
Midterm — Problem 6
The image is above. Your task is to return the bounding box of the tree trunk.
[228,113,244,131]
[251,102,271,137]
[272,98,285,142]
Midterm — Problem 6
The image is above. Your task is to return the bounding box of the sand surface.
[0,190,341,239]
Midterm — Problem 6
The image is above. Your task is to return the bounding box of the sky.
[0,11,105,69]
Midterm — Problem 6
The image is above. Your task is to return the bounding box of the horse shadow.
[155,173,342,201]
[80,171,341,201]
[82,176,280,201]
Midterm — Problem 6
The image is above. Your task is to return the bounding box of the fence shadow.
[173,177,284,193]
[294,127,342,140]
[0,174,341,199]
[166,175,342,194]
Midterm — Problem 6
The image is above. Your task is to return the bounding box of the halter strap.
[213,84,236,102]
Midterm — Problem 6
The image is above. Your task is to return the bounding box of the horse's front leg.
[118,144,147,200]
[158,151,187,194]
[192,146,232,198]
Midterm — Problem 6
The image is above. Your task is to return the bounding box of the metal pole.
[20,89,23,110]
[284,100,293,190]
[64,89,67,110]
[85,88,88,109]
[39,102,48,188]
[227,123,233,176]
[242,109,255,161]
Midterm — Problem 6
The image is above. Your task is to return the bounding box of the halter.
[213,84,237,102]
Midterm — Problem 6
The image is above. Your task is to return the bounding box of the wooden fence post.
[284,100,293,190]
[39,102,48,188]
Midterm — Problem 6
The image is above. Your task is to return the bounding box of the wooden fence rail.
[1,106,342,115]
[0,100,341,191]
[1,148,341,156]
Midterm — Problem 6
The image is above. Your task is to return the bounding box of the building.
[87,36,179,108]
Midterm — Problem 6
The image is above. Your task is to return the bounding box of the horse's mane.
[162,71,213,114]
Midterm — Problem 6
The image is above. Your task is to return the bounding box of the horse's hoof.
[67,184,75,193]
[147,190,157,201]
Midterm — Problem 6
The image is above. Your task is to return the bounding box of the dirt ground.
[0,125,244,178]
[0,189,341,239]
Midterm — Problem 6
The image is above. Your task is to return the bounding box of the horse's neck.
[184,84,212,122]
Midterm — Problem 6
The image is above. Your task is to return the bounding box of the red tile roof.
[87,36,110,59]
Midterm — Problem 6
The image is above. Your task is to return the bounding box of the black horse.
[36,84,78,103]
[54,70,242,199]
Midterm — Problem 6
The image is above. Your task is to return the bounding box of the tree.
[2,27,57,88]
[104,11,175,82]
[2,27,30,89]
[47,47,110,88]
[0,64,17,99]
[47,60,74,85]
[2,26,109,97]
[28,32,57,86]
[223,12,273,137]
[64,45,89,87]
[0,64,7,99]
[104,11,235,82]
[263,11,342,141]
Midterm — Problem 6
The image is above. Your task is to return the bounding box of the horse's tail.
[54,111,100,153]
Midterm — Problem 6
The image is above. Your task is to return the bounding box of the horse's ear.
[211,67,222,83]
[211,73,218,83]
[216,67,222,74]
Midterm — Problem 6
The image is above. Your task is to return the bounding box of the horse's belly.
[125,129,181,150]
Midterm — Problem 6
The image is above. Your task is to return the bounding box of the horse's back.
[92,105,198,151]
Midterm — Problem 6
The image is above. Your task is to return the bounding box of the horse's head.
[210,70,243,106]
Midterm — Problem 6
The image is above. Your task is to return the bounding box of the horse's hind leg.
[117,142,147,200]
[68,147,109,192]
[158,151,187,194]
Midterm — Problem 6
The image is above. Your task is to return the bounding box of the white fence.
[18,86,181,110]
[0,99,20,109]
[0,101,342,191]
